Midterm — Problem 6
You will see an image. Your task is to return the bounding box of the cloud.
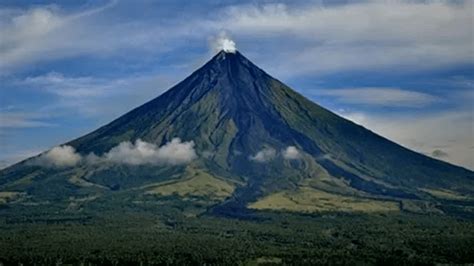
[0,5,88,73]
[23,72,106,97]
[341,109,474,170]
[211,32,236,53]
[250,146,302,162]
[0,112,55,128]
[32,145,81,168]
[249,147,276,163]
[282,146,301,160]
[3,1,472,76]
[217,1,473,76]
[0,1,179,74]
[14,71,175,118]
[27,138,197,168]
[104,138,197,165]
[312,87,440,108]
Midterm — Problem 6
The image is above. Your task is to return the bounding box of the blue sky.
[0,0,473,169]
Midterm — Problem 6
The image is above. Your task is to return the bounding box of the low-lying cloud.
[250,146,302,162]
[282,146,301,160]
[104,138,196,165]
[249,147,276,163]
[32,145,82,168]
[32,138,197,168]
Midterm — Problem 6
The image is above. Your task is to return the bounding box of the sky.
[0,0,473,170]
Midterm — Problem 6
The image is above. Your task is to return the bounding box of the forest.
[1,203,473,265]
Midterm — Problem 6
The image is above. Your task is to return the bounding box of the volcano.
[1,50,473,216]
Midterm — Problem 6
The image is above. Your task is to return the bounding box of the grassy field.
[249,187,399,213]
[146,168,236,201]
[420,188,471,200]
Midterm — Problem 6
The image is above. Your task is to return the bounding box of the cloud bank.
[219,1,473,76]
[250,146,302,162]
[104,138,196,165]
[1,1,472,75]
[32,138,197,168]
[32,145,82,168]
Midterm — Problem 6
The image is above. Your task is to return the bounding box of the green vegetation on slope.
[248,187,399,213]
[420,188,472,200]
[146,167,236,201]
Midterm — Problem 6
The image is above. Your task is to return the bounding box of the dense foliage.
[1,205,473,265]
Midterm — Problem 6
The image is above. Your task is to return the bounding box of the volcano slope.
[1,51,473,264]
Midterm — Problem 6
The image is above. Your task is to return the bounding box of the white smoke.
[249,147,276,163]
[33,145,82,168]
[282,146,301,160]
[211,32,236,53]
[104,138,197,165]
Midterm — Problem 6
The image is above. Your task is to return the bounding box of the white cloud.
[23,72,106,97]
[211,32,236,53]
[249,147,276,163]
[0,1,176,74]
[341,110,474,170]
[250,146,302,162]
[104,138,197,165]
[26,138,197,168]
[2,1,471,76]
[32,145,81,168]
[313,87,440,107]
[217,1,473,76]
[0,6,81,72]
[282,146,301,160]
